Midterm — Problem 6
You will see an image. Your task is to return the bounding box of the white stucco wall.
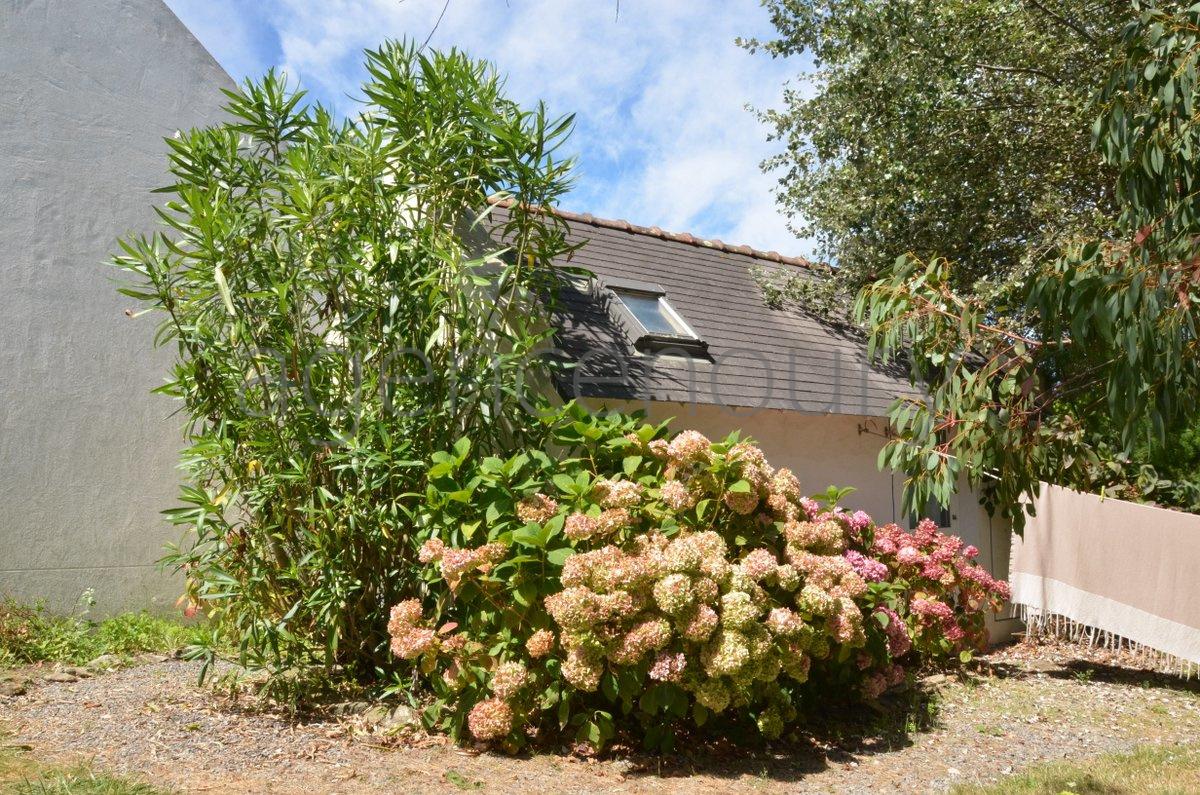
[0,0,235,613]
[590,399,1020,640]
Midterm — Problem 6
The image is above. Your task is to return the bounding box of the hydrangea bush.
[393,404,1009,751]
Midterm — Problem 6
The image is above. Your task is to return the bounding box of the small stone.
[947,767,961,777]
[386,705,418,729]
[86,654,122,672]
[610,759,635,776]
[0,679,28,697]
[330,700,371,717]
[361,704,391,724]
[359,703,417,732]
[42,672,78,683]
[134,653,171,665]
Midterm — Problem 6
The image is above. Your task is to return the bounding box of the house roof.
[486,201,914,417]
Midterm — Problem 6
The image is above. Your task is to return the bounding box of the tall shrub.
[114,42,578,683]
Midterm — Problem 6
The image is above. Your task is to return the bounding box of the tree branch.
[1024,0,1099,45]
[973,62,1063,85]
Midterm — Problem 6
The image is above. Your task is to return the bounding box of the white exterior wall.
[0,0,234,613]
[591,399,1020,641]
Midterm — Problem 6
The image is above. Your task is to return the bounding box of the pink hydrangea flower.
[648,651,687,682]
[390,626,437,659]
[723,489,760,515]
[595,508,632,536]
[526,629,555,658]
[680,604,719,642]
[490,661,529,700]
[666,430,711,464]
[862,671,889,700]
[660,479,697,511]
[910,598,954,621]
[766,607,805,637]
[874,606,911,656]
[467,698,514,741]
[418,538,445,564]
[516,492,559,524]
[564,512,599,540]
[440,547,477,578]
[741,549,778,581]
[593,478,644,509]
[848,510,872,532]
[729,442,773,492]
[387,599,423,635]
[844,550,888,582]
[562,646,603,691]
[770,468,802,501]
[653,573,695,615]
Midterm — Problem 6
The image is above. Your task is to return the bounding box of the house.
[1,1,1016,640]
[487,202,1019,641]
[0,0,234,612]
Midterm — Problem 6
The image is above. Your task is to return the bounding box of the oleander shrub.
[113,41,579,686]
[393,404,1010,751]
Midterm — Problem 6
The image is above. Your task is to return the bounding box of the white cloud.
[166,0,811,256]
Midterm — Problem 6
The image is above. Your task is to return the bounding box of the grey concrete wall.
[0,0,235,613]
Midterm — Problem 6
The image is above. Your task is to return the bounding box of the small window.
[604,279,707,355]
[614,290,693,337]
[909,497,952,529]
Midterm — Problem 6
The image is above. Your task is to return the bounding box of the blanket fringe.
[1012,603,1197,680]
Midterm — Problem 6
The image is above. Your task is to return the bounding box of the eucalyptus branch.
[1024,0,1100,44]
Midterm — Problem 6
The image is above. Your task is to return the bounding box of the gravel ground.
[2,639,1199,794]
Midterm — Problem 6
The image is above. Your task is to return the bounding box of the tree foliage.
[857,3,1200,528]
[746,0,1128,295]
[113,42,578,685]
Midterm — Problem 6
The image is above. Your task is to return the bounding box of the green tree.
[857,3,1200,528]
[745,0,1128,296]
[114,41,578,687]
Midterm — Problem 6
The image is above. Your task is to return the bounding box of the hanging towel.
[1010,482,1200,668]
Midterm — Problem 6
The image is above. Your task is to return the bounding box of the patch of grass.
[0,743,35,786]
[4,766,167,795]
[0,732,167,794]
[0,594,205,668]
[442,769,482,790]
[953,744,1200,794]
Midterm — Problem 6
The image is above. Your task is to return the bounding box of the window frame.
[909,496,953,530]
[603,278,708,356]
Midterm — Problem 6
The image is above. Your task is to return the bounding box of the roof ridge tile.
[488,196,815,270]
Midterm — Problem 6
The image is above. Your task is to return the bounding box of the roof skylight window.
[605,279,707,355]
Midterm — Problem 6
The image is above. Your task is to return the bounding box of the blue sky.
[163,0,811,257]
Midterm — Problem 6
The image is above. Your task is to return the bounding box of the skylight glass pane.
[616,291,690,336]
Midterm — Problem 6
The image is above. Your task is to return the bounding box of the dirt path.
[3,640,1199,794]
